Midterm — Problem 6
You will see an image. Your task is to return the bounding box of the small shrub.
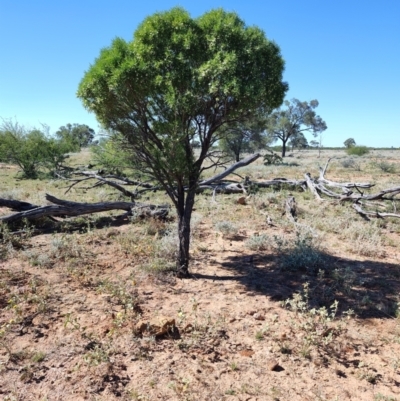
[245,234,269,251]
[341,158,361,170]
[274,230,327,274]
[215,221,238,237]
[374,160,397,173]
[282,283,353,355]
[346,146,369,156]
[263,150,283,165]
[31,351,46,363]
[155,228,178,261]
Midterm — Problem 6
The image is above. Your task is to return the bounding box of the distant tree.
[77,7,287,276]
[219,114,271,162]
[344,138,356,148]
[309,140,319,147]
[0,120,72,178]
[55,123,95,151]
[289,131,308,151]
[265,98,327,157]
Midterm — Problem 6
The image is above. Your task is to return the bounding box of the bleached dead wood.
[339,186,400,202]
[352,203,400,219]
[284,195,297,222]
[304,173,323,201]
[199,153,261,186]
[0,194,169,223]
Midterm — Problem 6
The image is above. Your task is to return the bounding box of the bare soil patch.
[1,150,400,400]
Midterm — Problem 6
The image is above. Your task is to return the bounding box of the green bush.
[263,149,283,165]
[274,230,327,274]
[0,120,74,178]
[346,145,369,156]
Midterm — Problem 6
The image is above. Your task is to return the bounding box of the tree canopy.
[288,131,308,151]
[344,138,356,148]
[265,98,327,157]
[55,123,95,151]
[77,7,287,276]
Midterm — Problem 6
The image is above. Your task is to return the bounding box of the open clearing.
[1,149,400,400]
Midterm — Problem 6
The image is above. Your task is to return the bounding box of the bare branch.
[200,153,261,186]
[352,203,400,219]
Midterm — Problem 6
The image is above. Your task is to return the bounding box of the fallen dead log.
[352,203,400,219]
[256,178,307,189]
[0,194,169,223]
[304,173,323,201]
[0,198,39,212]
[318,158,374,189]
[339,185,400,202]
[197,183,246,194]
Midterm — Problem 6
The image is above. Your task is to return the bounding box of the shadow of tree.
[194,251,400,320]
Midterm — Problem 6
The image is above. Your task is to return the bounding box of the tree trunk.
[282,141,287,157]
[176,184,196,278]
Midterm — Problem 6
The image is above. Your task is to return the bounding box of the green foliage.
[91,135,134,174]
[346,145,369,156]
[263,149,283,165]
[274,230,327,274]
[344,137,356,148]
[55,123,95,151]
[265,98,327,157]
[77,7,287,273]
[282,283,352,354]
[77,7,287,183]
[289,132,308,150]
[0,120,73,178]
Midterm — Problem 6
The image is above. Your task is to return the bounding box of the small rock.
[237,196,247,205]
[267,359,280,371]
[135,316,176,337]
[239,349,254,357]
[253,313,265,321]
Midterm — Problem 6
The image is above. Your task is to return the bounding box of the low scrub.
[346,145,369,156]
[274,230,327,274]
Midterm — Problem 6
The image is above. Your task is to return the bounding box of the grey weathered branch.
[0,194,169,223]
[352,203,400,219]
[199,153,261,186]
[305,173,323,201]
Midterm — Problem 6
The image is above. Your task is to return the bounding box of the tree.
[265,98,327,157]
[288,131,308,151]
[0,120,72,178]
[309,140,319,148]
[219,114,271,162]
[55,123,95,151]
[344,138,356,148]
[77,7,287,276]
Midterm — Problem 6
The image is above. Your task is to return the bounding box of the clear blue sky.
[1,0,399,147]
